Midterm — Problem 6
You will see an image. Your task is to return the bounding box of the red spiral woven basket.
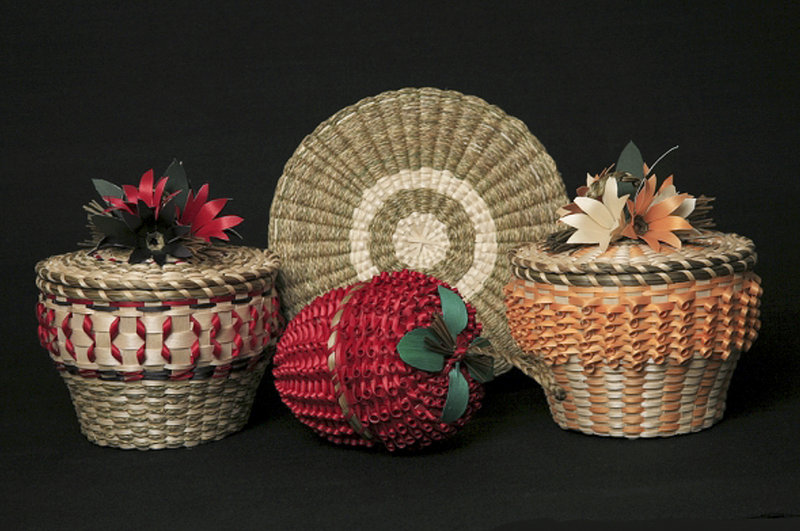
[273,270,486,451]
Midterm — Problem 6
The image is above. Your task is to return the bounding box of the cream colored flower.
[559,177,629,251]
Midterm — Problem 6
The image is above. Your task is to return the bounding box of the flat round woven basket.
[504,231,762,438]
[35,246,282,449]
[269,87,568,379]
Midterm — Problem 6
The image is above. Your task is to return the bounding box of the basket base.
[543,352,741,438]
[60,360,268,450]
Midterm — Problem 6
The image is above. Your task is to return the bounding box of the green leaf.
[163,159,190,209]
[441,363,469,423]
[437,286,468,338]
[469,336,491,350]
[397,328,444,372]
[91,215,136,246]
[616,141,644,179]
[92,179,123,200]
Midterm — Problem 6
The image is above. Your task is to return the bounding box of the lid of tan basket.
[268,87,569,372]
[35,246,280,301]
[509,231,756,286]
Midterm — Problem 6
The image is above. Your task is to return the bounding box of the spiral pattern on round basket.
[35,246,282,449]
[504,232,762,438]
[268,87,569,380]
[273,270,485,451]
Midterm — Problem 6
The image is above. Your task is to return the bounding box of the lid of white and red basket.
[35,160,279,301]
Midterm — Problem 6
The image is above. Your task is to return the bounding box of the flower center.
[146,231,166,252]
[633,216,649,236]
[392,212,450,270]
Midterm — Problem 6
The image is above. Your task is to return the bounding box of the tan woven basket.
[35,246,282,450]
[504,231,762,438]
[269,87,569,385]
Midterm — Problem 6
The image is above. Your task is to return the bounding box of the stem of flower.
[646,145,679,178]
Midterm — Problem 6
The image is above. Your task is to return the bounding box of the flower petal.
[138,169,154,207]
[192,198,229,230]
[644,193,688,222]
[602,178,630,217]
[673,197,696,218]
[641,232,662,253]
[559,213,591,230]
[567,225,612,250]
[648,215,693,232]
[635,176,656,215]
[191,215,243,241]
[153,176,169,218]
[122,184,140,205]
[179,184,209,225]
[649,230,682,249]
[106,196,135,215]
[574,196,615,228]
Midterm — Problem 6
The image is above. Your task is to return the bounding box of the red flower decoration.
[177,184,243,242]
[87,160,244,264]
[104,169,177,219]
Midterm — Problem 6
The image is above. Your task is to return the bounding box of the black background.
[2,1,799,528]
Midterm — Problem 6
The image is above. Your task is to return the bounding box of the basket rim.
[36,245,280,301]
[509,231,756,286]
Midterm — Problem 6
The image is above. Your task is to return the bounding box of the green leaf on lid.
[616,141,644,179]
[397,328,445,372]
[441,363,470,423]
[437,286,468,338]
[92,179,123,200]
[90,214,136,246]
[163,159,190,209]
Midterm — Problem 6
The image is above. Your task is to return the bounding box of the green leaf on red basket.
[397,328,445,372]
[437,286,468,338]
[92,178,123,200]
[616,141,644,179]
[441,363,469,423]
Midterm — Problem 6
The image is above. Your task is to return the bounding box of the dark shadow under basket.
[35,246,282,449]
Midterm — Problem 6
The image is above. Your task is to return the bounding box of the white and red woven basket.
[35,246,282,449]
[504,232,762,438]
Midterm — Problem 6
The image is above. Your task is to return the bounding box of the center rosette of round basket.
[272,269,494,451]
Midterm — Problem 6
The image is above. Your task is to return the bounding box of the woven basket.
[273,270,486,451]
[35,246,282,450]
[504,232,762,438]
[269,87,569,384]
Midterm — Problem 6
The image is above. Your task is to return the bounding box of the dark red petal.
[106,196,135,215]
[122,184,140,204]
[192,215,243,241]
[153,176,168,217]
[191,197,229,230]
[181,184,209,225]
[138,169,155,206]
